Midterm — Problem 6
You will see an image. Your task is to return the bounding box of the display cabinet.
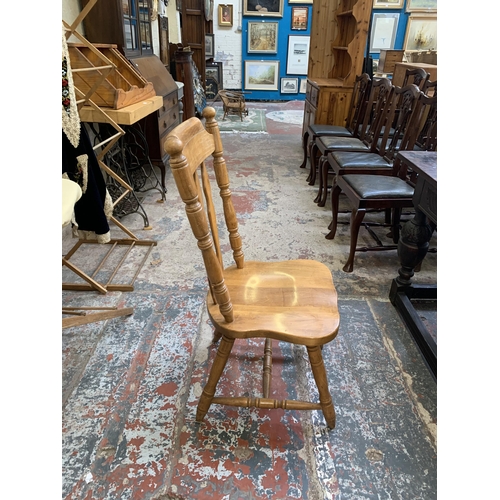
[303,0,372,132]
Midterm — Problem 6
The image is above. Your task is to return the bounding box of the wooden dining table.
[389,151,437,379]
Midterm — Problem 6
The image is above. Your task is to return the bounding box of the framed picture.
[206,61,223,89]
[299,78,307,93]
[244,60,279,90]
[205,33,214,58]
[243,0,283,17]
[291,7,308,30]
[205,76,219,100]
[404,15,437,51]
[406,0,437,12]
[373,0,404,8]
[289,0,312,3]
[369,13,399,53]
[281,77,298,93]
[286,35,310,75]
[248,21,278,53]
[218,4,233,26]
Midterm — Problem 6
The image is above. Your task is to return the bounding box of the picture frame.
[205,76,219,100]
[404,15,437,51]
[299,78,307,93]
[291,7,308,30]
[281,77,298,93]
[373,0,404,8]
[243,0,283,18]
[286,35,310,75]
[244,60,279,90]
[248,21,278,53]
[369,13,400,53]
[205,33,215,59]
[218,4,233,26]
[205,61,223,89]
[406,0,437,12]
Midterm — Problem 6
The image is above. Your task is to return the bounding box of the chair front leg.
[196,335,235,422]
[342,208,366,273]
[308,143,319,185]
[326,184,342,238]
[299,131,310,168]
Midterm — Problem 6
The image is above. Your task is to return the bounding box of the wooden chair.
[299,73,372,170]
[164,106,341,428]
[326,91,437,272]
[217,90,249,121]
[308,78,394,187]
[317,84,422,207]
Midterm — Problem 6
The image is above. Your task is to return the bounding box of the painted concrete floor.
[62,100,437,499]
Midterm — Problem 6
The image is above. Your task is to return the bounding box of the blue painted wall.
[241,2,414,101]
[242,4,312,101]
[369,6,410,62]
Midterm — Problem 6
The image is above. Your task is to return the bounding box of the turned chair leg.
[196,335,235,422]
[307,345,336,429]
[343,209,366,273]
[326,184,342,239]
[299,131,310,168]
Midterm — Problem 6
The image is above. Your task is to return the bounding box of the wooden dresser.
[302,0,372,133]
[131,56,183,193]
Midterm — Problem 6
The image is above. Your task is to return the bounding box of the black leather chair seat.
[331,151,391,169]
[308,124,352,137]
[342,175,414,199]
[319,136,369,151]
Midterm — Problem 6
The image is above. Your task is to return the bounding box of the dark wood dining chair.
[299,73,372,170]
[317,84,422,207]
[308,78,394,187]
[325,91,437,272]
[164,106,341,428]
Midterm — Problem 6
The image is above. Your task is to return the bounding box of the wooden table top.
[397,151,437,185]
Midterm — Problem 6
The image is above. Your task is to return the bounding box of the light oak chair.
[164,106,341,428]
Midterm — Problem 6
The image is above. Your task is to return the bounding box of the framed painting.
[369,13,400,53]
[248,21,278,53]
[286,35,310,75]
[218,4,233,26]
[205,33,215,58]
[404,15,437,51]
[206,61,223,89]
[373,0,404,8]
[281,77,298,93]
[406,0,437,12]
[244,60,279,90]
[299,78,307,93]
[243,0,283,17]
[291,7,308,30]
[205,76,219,100]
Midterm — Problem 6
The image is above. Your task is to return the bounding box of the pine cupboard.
[302,0,372,135]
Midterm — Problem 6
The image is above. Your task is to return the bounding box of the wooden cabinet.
[81,0,154,59]
[303,0,372,131]
[132,56,183,191]
[392,62,438,87]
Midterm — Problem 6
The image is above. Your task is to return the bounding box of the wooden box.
[67,43,156,109]
[392,62,438,87]
[378,50,405,74]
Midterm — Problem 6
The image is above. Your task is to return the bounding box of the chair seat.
[308,124,352,137]
[331,152,391,169]
[342,174,414,199]
[319,136,369,151]
[207,260,340,345]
